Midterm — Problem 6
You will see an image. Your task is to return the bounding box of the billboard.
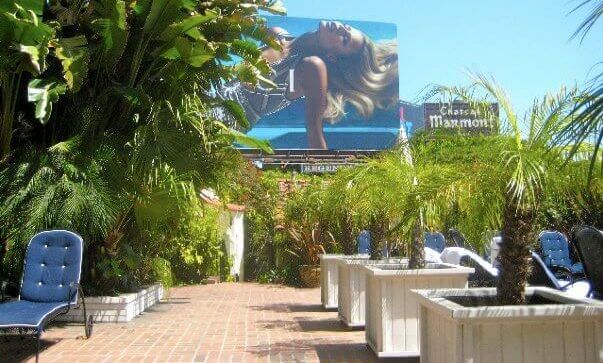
[221,17,401,150]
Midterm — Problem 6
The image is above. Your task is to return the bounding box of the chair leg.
[36,330,41,363]
[79,285,93,338]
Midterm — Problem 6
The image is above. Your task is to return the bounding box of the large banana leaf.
[1,0,44,15]
[219,99,249,129]
[27,78,67,124]
[158,11,216,42]
[161,36,214,67]
[142,0,187,36]
[1,6,54,45]
[18,42,49,75]
[215,121,272,153]
[53,36,89,91]
[240,0,286,15]
[90,0,127,70]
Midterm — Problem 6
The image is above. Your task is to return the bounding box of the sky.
[280,0,603,118]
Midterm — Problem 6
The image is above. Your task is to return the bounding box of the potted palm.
[414,74,603,363]
[285,180,334,288]
[286,226,331,288]
[319,172,366,309]
[350,151,474,357]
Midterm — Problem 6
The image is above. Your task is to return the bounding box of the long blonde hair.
[323,38,399,122]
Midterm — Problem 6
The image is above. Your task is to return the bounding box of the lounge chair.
[424,231,446,253]
[424,247,443,263]
[357,230,371,254]
[441,247,498,287]
[537,230,584,278]
[570,226,603,299]
[528,251,590,299]
[0,230,93,362]
[447,228,466,248]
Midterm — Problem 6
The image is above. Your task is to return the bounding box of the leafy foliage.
[0,0,282,294]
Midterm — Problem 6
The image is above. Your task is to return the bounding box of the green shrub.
[161,199,227,284]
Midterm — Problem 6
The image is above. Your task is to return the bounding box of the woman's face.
[317,20,365,56]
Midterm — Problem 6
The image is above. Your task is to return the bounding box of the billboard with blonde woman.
[215,16,401,150]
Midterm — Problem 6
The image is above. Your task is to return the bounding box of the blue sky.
[280,0,603,118]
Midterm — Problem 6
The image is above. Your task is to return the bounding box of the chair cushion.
[0,300,69,328]
[539,231,573,269]
[570,262,584,274]
[424,232,446,253]
[20,230,83,303]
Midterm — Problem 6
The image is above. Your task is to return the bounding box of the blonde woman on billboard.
[215,20,398,149]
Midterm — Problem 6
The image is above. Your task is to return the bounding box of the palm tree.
[338,153,414,260]
[434,73,578,304]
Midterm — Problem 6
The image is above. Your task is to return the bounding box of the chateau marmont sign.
[424,102,499,134]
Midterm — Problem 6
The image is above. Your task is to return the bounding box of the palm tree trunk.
[408,219,425,269]
[340,212,356,255]
[369,214,387,260]
[496,199,534,305]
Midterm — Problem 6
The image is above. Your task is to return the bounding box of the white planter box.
[337,258,406,328]
[363,263,474,357]
[320,254,368,309]
[56,283,164,323]
[414,287,603,363]
[320,254,343,309]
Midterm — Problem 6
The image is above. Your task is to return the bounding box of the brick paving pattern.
[0,283,418,362]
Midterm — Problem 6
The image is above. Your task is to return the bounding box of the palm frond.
[570,0,603,43]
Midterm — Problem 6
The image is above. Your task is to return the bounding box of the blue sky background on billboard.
[279,0,603,119]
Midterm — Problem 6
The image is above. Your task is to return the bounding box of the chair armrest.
[1,280,20,302]
[550,265,574,288]
[65,282,88,310]
[65,282,81,314]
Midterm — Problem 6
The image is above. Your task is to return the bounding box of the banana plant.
[0,4,54,159]
[0,2,90,160]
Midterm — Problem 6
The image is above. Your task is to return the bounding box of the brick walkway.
[1,283,417,362]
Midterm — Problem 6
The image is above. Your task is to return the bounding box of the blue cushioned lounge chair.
[357,230,371,254]
[528,252,590,299]
[424,231,446,253]
[0,230,93,362]
[538,230,584,277]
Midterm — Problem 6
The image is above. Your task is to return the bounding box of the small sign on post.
[300,164,347,174]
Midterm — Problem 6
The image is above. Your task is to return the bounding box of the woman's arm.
[293,56,328,149]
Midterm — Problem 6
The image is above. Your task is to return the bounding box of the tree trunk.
[369,214,387,260]
[340,211,356,255]
[0,236,7,266]
[496,199,534,305]
[408,219,425,269]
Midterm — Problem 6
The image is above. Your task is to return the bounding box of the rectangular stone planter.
[56,283,164,323]
[320,254,368,309]
[363,263,474,357]
[414,287,603,363]
[337,258,407,328]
